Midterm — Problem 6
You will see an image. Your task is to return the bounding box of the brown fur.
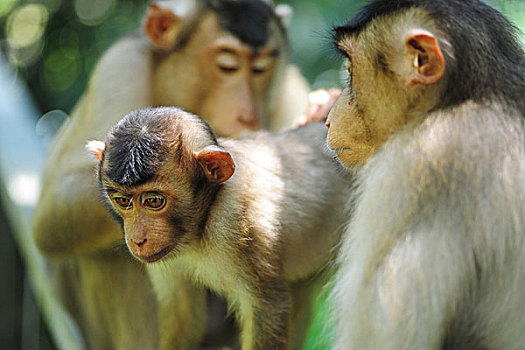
[96,107,352,349]
[32,1,310,348]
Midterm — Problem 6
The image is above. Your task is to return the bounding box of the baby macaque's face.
[88,107,236,263]
[102,160,197,263]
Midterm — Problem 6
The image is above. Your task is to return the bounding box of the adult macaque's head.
[146,0,292,137]
[326,2,451,167]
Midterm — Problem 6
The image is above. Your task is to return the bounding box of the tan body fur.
[326,1,525,349]
[95,109,352,350]
[333,103,525,349]
[32,1,310,348]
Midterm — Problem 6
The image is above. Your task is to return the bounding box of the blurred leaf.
[0,0,19,18]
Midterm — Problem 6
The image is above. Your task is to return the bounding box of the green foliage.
[1,0,148,113]
[277,0,366,90]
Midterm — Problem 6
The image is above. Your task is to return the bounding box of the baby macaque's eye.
[114,196,132,209]
[142,193,166,210]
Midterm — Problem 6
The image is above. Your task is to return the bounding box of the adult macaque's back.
[32,1,310,348]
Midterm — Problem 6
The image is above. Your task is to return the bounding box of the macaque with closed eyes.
[88,106,351,350]
[326,0,525,349]
[32,0,311,348]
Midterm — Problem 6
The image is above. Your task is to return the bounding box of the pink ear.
[144,3,180,50]
[86,140,105,161]
[405,29,445,85]
[194,145,235,184]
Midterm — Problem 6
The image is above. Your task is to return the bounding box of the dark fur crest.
[157,0,286,56]
[105,108,173,186]
[333,0,525,113]
[203,0,282,48]
[104,107,219,187]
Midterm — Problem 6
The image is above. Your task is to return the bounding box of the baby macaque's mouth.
[135,245,174,263]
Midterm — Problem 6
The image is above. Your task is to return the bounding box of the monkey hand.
[298,88,341,126]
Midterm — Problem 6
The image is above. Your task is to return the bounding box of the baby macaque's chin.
[128,243,175,263]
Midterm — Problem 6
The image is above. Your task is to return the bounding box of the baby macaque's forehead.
[102,162,180,187]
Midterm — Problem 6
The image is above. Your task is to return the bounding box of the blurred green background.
[0,1,524,349]
[1,0,524,116]
[0,0,363,115]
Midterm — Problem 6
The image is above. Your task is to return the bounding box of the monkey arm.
[147,264,207,350]
[237,280,291,350]
[33,99,120,257]
[32,37,153,258]
[299,88,341,126]
[33,168,121,257]
[33,108,130,257]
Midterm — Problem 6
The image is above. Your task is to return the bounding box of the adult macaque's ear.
[144,3,181,50]
[86,140,105,161]
[405,29,445,85]
[194,145,235,184]
[275,4,293,27]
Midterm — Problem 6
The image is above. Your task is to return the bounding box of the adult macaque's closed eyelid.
[216,51,240,70]
[252,56,274,73]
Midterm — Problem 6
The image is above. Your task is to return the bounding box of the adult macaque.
[32,0,310,348]
[326,0,525,349]
[88,107,351,350]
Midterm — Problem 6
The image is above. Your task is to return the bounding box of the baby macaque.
[32,1,312,347]
[87,107,351,349]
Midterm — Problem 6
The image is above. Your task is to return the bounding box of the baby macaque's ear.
[86,140,105,161]
[194,145,235,184]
